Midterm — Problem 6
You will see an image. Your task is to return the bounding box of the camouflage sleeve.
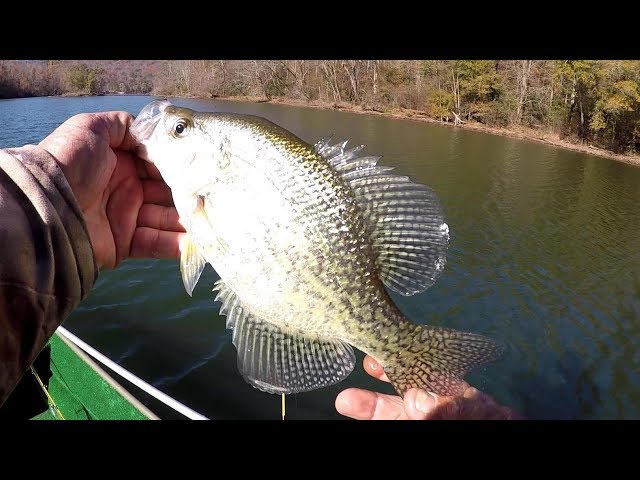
[0,145,97,406]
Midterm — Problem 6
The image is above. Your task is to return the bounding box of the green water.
[2,95,640,419]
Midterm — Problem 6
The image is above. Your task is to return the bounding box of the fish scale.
[130,100,503,397]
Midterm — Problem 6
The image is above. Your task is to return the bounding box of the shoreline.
[197,95,640,167]
[7,92,640,167]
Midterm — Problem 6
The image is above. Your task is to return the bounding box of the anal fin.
[213,280,356,394]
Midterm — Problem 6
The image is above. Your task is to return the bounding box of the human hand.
[336,355,524,420]
[39,111,185,269]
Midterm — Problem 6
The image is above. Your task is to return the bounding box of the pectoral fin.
[180,234,206,297]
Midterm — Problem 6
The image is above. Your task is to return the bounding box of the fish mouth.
[130,100,172,154]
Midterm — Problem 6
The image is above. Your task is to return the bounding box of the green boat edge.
[31,333,158,420]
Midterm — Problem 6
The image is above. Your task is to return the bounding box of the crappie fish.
[130,100,502,397]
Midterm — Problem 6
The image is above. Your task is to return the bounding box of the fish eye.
[172,118,190,137]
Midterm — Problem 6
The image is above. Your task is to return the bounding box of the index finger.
[363,355,390,383]
[82,111,138,151]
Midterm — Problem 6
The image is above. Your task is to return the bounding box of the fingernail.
[463,387,479,399]
[415,390,437,414]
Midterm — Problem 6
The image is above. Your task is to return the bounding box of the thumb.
[403,388,438,420]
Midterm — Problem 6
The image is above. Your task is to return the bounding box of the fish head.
[130,100,210,181]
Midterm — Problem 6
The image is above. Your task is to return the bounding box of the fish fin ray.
[317,138,450,296]
[384,325,504,397]
[179,234,206,297]
[214,281,355,394]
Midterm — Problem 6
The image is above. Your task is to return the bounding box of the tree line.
[1,60,639,154]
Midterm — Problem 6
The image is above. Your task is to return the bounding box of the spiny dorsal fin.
[213,280,356,394]
[315,139,450,296]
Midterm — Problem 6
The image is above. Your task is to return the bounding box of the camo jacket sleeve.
[0,145,97,406]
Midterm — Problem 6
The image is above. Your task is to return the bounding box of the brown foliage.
[2,60,639,154]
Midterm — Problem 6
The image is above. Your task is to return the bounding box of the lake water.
[2,95,640,419]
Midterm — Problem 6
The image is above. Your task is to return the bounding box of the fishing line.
[30,366,65,420]
[282,393,286,420]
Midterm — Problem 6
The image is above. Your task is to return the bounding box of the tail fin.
[384,325,504,397]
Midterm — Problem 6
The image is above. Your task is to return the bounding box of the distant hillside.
[0,60,165,97]
[51,60,165,94]
[1,60,639,155]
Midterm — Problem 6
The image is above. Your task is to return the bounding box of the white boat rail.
[56,326,209,420]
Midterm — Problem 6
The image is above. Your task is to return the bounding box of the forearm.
[0,145,97,406]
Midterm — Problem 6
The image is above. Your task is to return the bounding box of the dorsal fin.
[315,138,449,296]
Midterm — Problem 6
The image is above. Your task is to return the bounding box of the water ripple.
[5,96,640,419]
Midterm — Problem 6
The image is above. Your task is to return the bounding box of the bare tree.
[321,61,342,103]
[282,60,312,100]
[342,60,362,103]
[515,60,533,123]
[451,65,462,125]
